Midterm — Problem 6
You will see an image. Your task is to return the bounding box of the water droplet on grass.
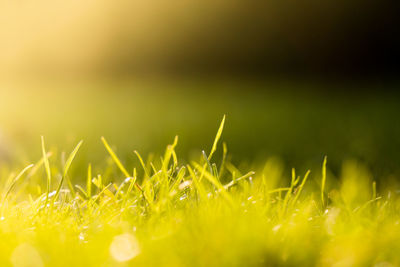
[79,232,88,243]
[178,181,191,190]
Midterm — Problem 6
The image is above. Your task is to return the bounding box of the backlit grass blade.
[290,170,311,207]
[53,140,83,205]
[372,181,377,200]
[321,156,327,207]
[223,171,255,189]
[169,166,186,194]
[212,163,219,180]
[208,115,225,161]
[162,135,178,171]
[28,152,52,178]
[63,140,83,179]
[281,169,297,216]
[187,165,207,201]
[218,142,228,178]
[2,164,34,203]
[192,161,233,204]
[202,150,213,175]
[92,183,113,203]
[101,137,130,178]
[134,150,150,178]
[267,187,292,194]
[122,168,137,207]
[41,136,52,210]
[75,185,88,199]
[87,164,92,198]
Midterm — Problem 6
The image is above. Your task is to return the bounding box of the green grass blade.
[87,164,92,199]
[208,115,225,161]
[41,136,52,210]
[372,181,377,200]
[162,135,178,171]
[267,187,292,194]
[192,161,233,204]
[53,140,83,205]
[321,156,327,208]
[75,185,88,199]
[101,137,130,178]
[187,165,207,201]
[290,170,311,207]
[202,150,213,175]
[63,140,83,179]
[223,171,255,189]
[2,164,34,203]
[218,142,228,178]
[134,150,150,178]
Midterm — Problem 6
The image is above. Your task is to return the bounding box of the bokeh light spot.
[10,243,44,267]
[110,233,141,262]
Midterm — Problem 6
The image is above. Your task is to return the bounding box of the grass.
[0,116,400,267]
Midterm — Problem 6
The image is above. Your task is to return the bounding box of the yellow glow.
[110,233,141,262]
[10,243,44,267]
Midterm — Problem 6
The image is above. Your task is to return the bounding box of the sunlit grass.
[0,117,399,267]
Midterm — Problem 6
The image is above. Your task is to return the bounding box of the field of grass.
[0,0,398,265]
[1,114,400,267]
[0,79,399,266]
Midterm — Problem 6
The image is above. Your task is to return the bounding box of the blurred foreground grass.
[0,117,400,266]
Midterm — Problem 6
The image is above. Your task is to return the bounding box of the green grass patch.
[0,117,399,267]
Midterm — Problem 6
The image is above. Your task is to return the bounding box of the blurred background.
[0,0,399,182]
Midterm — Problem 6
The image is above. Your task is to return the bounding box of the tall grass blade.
[208,115,225,161]
[53,140,83,206]
[2,164,34,203]
[134,150,150,178]
[290,170,311,207]
[321,156,327,207]
[101,137,130,178]
[41,136,52,211]
[87,164,92,198]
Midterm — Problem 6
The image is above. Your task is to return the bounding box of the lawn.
[0,79,399,266]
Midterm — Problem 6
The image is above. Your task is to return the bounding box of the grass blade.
[321,156,327,208]
[2,164,34,203]
[41,136,52,211]
[53,140,83,206]
[101,137,130,178]
[192,161,233,204]
[87,164,92,198]
[290,170,311,207]
[134,150,150,178]
[208,115,225,161]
